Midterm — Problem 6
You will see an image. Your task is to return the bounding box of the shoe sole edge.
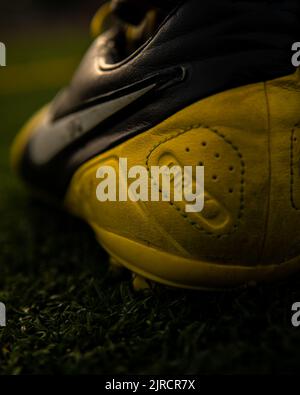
[93,225,300,290]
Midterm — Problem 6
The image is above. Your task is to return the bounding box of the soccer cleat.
[11,0,300,289]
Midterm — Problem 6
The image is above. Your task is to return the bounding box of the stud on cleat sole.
[132,274,153,291]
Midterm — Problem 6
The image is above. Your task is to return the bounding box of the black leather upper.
[21,0,300,197]
[53,0,299,119]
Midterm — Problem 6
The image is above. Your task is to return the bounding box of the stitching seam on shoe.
[145,124,245,238]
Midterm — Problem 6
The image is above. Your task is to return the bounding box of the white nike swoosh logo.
[29,84,155,165]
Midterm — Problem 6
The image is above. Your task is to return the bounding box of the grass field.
[1,29,300,375]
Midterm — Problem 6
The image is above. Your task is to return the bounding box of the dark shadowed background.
[0,0,101,31]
